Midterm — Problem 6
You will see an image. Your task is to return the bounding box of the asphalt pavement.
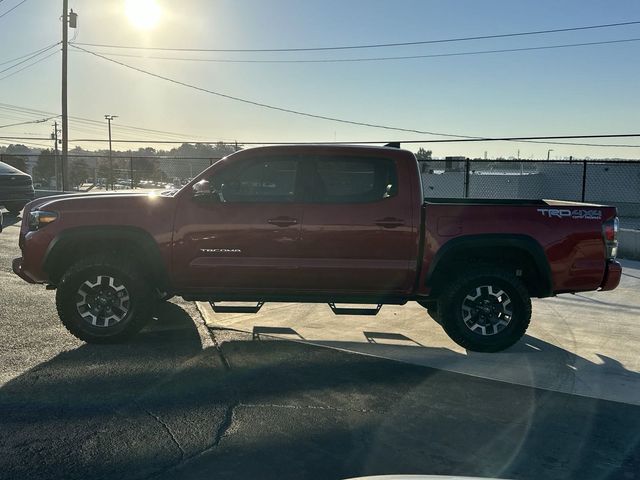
[1,211,639,480]
[198,260,640,406]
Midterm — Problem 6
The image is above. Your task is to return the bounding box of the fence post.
[130,157,134,189]
[581,160,587,202]
[463,158,470,198]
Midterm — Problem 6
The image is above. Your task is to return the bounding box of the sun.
[125,0,161,30]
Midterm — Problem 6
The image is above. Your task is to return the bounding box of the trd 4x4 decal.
[537,208,602,220]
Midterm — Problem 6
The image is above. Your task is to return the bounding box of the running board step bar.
[327,303,383,316]
[209,302,264,314]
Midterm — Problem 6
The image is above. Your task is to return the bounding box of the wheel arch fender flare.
[43,225,169,287]
[425,233,553,297]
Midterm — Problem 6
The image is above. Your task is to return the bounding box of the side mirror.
[193,179,211,194]
[192,179,218,202]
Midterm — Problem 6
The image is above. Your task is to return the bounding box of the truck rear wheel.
[56,254,153,344]
[437,265,531,352]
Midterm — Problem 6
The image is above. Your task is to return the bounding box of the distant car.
[0,161,35,215]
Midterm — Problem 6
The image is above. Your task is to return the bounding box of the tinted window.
[210,158,298,203]
[312,157,398,203]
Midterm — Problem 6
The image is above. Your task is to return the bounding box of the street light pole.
[547,149,554,161]
[105,115,117,190]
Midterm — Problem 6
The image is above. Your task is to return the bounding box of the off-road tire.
[437,265,531,352]
[56,254,153,344]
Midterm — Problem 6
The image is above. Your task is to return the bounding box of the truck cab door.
[172,155,304,292]
[296,154,415,294]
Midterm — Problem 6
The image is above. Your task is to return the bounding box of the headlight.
[28,210,58,231]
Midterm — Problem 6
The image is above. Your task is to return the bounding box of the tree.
[2,155,27,173]
[97,157,126,189]
[70,158,90,188]
[166,142,237,159]
[132,156,163,185]
[415,148,432,160]
[2,144,33,173]
[33,149,58,185]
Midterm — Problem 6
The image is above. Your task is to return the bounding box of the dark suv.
[0,161,35,215]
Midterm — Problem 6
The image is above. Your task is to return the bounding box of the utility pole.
[61,3,77,192]
[51,122,61,188]
[61,0,69,191]
[105,115,117,190]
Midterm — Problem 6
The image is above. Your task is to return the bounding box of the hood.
[21,190,178,240]
[26,190,175,212]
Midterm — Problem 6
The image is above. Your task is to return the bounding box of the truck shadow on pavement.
[306,332,640,408]
[0,302,638,480]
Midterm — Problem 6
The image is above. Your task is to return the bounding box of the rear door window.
[311,156,398,203]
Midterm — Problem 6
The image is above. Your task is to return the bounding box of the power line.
[72,37,640,64]
[0,0,28,20]
[64,134,640,148]
[0,42,60,67]
[0,42,59,75]
[69,44,640,146]
[70,19,640,52]
[0,50,59,81]
[0,102,206,140]
[1,133,638,148]
[0,135,50,140]
[2,92,636,150]
[0,139,51,149]
[0,111,52,123]
[71,44,484,140]
[0,116,56,129]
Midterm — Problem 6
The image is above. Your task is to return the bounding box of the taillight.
[603,217,619,259]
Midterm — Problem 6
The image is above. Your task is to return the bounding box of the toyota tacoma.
[13,145,622,351]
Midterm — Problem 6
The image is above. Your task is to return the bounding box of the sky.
[0,0,639,158]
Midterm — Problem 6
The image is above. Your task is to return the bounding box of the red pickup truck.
[13,145,622,351]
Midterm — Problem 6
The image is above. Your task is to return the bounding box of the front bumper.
[12,257,38,284]
[599,260,622,291]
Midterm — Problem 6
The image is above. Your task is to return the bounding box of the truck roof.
[231,144,414,157]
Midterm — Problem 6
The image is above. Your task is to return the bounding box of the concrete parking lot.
[198,259,640,407]
[1,210,639,480]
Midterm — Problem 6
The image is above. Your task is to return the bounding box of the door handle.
[375,217,405,228]
[267,217,298,227]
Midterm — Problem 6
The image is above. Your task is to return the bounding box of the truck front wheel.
[56,254,153,343]
[437,266,531,352]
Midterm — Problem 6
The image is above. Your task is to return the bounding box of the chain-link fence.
[420,158,640,230]
[0,153,223,192]
[2,153,639,229]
